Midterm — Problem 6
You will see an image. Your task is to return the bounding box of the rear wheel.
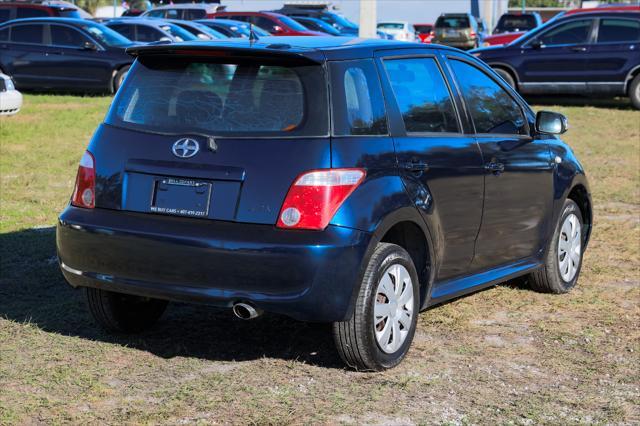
[528,199,584,294]
[333,243,419,371]
[629,74,640,110]
[494,68,516,90]
[112,65,130,93]
[85,287,167,333]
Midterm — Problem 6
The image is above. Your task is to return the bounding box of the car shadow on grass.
[524,94,634,110]
[0,227,345,369]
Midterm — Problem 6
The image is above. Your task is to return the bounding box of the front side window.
[330,60,387,136]
[136,25,164,42]
[183,9,206,20]
[384,57,458,133]
[16,7,48,19]
[106,57,328,137]
[597,19,640,43]
[51,25,89,47]
[165,9,179,19]
[0,27,8,41]
[146,10,165,18]
[10,24,44,44]
[538,19,592,46]
[0,9,11,23]
[108,24,134,40]
[252,16,278,33]
[450,59,526,135]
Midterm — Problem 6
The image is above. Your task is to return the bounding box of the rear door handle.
[402,160,430,173]
[484,162,505,174]
[570,46,587,52]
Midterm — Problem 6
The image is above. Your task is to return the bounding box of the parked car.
[0,72,22,115]
[105,18,198,43]
[141,3,219,20]
[471,10,640,108]
[0,18,133,93]
[377,21,414,41]
[57,37,591,371]
[210,11,326,36]
[481,30,525,47]
[293,16,341,36]
[162,19,226,40]
[414,23,434,43]
[195,19,269,38]
[0,0,90,23]
[272,5,359,36]
[432,13,483,49]
[493,12,543,34]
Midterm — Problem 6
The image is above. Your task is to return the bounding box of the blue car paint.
[56,37,592,322]
[471,11,640,95]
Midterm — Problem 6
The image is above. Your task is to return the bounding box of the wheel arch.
[110,62,132,94]
[488,62,520,88]
[624,64,640,94]
[567,183,593,248]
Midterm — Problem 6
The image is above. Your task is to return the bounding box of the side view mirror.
[536,111,568,135]
[82,41,98,51]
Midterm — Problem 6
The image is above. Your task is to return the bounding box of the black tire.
[85,287,168,333]
[333,243,420,371]
[528,199,584,294]
[112,65,130,93]
[494,68,516,90]
[629,74,640,110]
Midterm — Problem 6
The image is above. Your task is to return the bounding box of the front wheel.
[333,243,420,371]
[112,65,130,93]
[85,287,168,333]
[629,74,640,110]
[528,199,584,294]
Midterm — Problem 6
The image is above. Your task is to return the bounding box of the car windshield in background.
[106,57,328,137]
[328,12,358,29]
[378,23,404,30]
[436,16,470,29]
[159,23,197,41]
[277,15,310,31]
[81,22,131,47]
[57,9,84,18]
[495,15,537,32]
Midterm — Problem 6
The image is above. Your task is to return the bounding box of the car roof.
[127,35,458,61]
[107,18,174,26]
[0,17,92,25]
[560,10,639,19]
[148,3,214,10]
[0,1,77,9]
[197,18,249,26]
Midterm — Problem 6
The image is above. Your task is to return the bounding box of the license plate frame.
[150,178,212,218]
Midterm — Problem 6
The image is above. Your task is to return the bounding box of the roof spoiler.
[126,43,325,64]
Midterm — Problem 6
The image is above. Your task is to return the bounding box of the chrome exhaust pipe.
[232,302,262,320]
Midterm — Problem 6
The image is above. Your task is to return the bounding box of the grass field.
[0,95,639,424]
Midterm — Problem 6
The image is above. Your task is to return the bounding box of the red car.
[564,4,640,16]
[210,11,326,36]
[482,31,525,46]
[413,23,434,43]
[0,1,89,23]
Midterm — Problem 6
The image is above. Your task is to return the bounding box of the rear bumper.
[57,206,372,322]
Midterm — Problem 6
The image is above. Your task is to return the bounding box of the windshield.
[436,16,470,29]
[495,14,537,33]
[378,23,405,30]
[159,23,198,41]
[81,22,132,47]
[326,12,357,29]
[106,56,328,137]
[192,23,226,39]
[277,15,309,32]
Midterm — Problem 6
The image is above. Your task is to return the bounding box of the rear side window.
[384,57,458,133]
[51,25,89,47]
[597,19,640,43]
[538,19,592,46]
[108,24,133,40]
[0,9,11,23]
[183,9,206,20]
[11,24,44,44]
[450,59,526,136]
[106,56,328,137]
[16,7,49,19]
[0,27,8,41]
[165,9,179,19]
[330,60,387,136]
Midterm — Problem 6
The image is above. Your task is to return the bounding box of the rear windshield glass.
[378,23,405,30]
[435,16,470,29]
[495,14,537,32]
[106,56,328,137]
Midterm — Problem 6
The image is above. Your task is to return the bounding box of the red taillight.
[71,151,95,209]
[276,168,366,230]
[470,31,477,38]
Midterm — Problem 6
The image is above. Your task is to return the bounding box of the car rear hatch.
[93,43,330,225]
[435,16,472,41]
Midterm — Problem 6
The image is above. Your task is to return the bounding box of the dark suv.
[472,10,640,108]
[0,0,87,23]
[432,13,484,50]
[57,37,592,371]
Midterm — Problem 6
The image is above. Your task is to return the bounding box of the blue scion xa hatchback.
[57,37,592,371]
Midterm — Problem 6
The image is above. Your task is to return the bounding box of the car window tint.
[384,58,458,133]
[539,19,591,46]
[136,25,164,42]
[0,9,11,23]
[597,19,640,43]
[183,9,205,19]
[0,27,8,41]
[146,10,165,18]
[108,24,133,40]
[51,25,89,47]
[435,16,469,29]
[450,60,526,135]
[252,16,278,33]
[11,24,44,44]
[330,60,387,136]
[165,9,179,19]
[16,7,49,18]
